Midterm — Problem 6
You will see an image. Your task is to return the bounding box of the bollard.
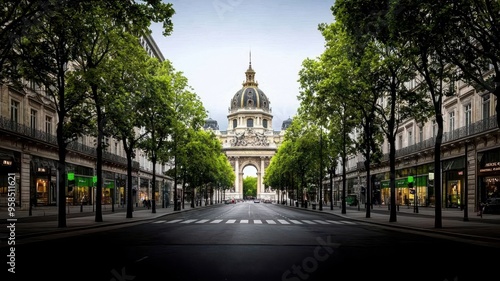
[80,203,83,212]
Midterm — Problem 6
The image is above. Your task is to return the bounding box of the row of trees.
[1,0,234,227]
[265,0,499,228]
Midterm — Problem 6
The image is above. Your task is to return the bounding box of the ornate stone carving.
[230,128,269,147]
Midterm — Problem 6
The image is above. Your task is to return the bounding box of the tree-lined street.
[7,202,498,281]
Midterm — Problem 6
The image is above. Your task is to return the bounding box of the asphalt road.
[8,202,495,281]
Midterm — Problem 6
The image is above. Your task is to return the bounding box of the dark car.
[482,197,500,214]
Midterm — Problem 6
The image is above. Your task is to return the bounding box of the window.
[449,111,455,133]
[247,118,254,127]
[263,119,268,128]
[482,94,490,120]
[419,126,423,143]
[407,129,413,146]
[233,119,237,129]
[45,116,52,135]
[398,135,403,149]
[10,100,19,123]
[464,103,472,133]
[30,109,37,131]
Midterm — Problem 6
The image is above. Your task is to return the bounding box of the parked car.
[482,197,500,214]
[254,199,260,203]
[263,199,272,204]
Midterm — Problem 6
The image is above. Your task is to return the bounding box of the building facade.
[205,59,290,201]
[0,33,173,210]
[333,68,499,214]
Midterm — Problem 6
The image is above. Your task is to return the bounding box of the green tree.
[333,0,419,221]
[243,176,257,198]
[104,33,158,218]
[389,0,456,227]
[139,60,178,214]
[163,75,207,210]
[0,0,50,81]
[14,0,175,227]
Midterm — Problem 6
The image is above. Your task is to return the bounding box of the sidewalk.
[1,202,499,248]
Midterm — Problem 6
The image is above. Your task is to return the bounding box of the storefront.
[0,149,19,207]
[478,148,500,207]
[378,164,433,207]
[442,157,465,208]
[31,157,57,206]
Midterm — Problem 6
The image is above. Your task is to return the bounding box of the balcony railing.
[357,115,498,169]
[0,116,138,168]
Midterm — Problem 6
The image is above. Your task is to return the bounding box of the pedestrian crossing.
[152,218,358,226]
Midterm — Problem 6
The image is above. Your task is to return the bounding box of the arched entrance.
[225,155,275,201]
[242,165,257,199]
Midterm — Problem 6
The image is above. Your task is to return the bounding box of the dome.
[203,117,219,130]
[281,117,292,130]
[229,61,271,112]
[230,87,270,111]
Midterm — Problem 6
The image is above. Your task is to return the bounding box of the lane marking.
[240,220,249,223]
[289,220,303,224]
[266,220,276,224]
[278,219,290,224]
[210,219,223,223]
[166,219,183,223]
[226,219,236,224]
[254,220,262,224]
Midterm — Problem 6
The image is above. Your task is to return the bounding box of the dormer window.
[247,118,254,127]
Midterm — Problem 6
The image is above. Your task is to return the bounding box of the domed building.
[205,58,289,201]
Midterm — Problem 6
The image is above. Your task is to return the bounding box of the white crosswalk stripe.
[157,219,357,225]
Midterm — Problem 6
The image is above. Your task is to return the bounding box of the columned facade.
[204,57,289,201]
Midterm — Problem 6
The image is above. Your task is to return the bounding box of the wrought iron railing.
[355,115,498,169]
[0,115,138,168]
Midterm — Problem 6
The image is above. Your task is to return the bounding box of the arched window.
[247,118,254,127]
[233,119,237,129]
[263,119,268,128]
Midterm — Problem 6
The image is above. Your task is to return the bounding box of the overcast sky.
[150,0,335,131]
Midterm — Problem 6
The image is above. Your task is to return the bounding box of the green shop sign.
[381,176,428,188]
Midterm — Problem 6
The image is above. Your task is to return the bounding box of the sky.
[150,0,335,131]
